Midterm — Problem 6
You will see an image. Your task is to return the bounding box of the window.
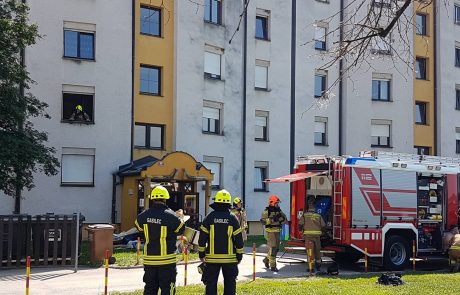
[456,47,460,67]
[457,128,460,153]
[140,65,160,95]
[371,120,391,147]
[315,0,329,3]
[371,35,391,54]
[202,101,222,134]
[314,26,327,50]
[204,46,223,79]
[204,0,222,24]
[61,148,95,186]
[314,117,328,145]
[415,102,427,125]
[62,92,94,123]
[255,111,269,141]
[314,71,327,98]
[134,123,164,149]
[372,0,390,8]
[140,6,161,36]
[256,15,269,40]
[456,87,460,110]
[204,156,223,189]
[372,79,390,101]
[415,146,430,156]
[455,5,460,24]
[416,14,427,36]
[255,60,269,90]
[64,30,94,60]
[254,161,268,191]
[416,57,427,80]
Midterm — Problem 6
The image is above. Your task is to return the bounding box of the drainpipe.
[130,0,135,161]
[290,0,296,213]
[242,0,248,206]
[433,1,438,155]
[339,0,344,155]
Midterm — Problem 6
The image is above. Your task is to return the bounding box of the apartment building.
[0,0,132,222]
[4,1,460,231]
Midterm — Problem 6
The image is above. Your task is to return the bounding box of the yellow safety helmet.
[149,185,170,200]
[76,104,83,112]
[213,189,232,204]
[233,197,242,205]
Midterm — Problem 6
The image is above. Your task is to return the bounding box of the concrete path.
[0,247,450,295]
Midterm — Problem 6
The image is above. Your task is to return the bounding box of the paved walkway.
[0,247,448,295]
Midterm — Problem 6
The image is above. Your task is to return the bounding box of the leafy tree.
[0,0,59,213]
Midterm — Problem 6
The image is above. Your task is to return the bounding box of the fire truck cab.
[272,151,460,270]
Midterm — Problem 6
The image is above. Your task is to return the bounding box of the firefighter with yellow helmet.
[134,185,185,295]
[198,189,244,295]
[260,195,287,272]
[231,197,248,242]
[299,196,326,272]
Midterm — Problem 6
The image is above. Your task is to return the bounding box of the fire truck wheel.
[332,252,362,265]
[384,235,410,271]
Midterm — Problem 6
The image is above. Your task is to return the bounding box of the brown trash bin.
[86,224,114,264]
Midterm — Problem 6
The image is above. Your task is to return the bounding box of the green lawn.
[112,247,199,267]
[79,241,199,267]
[111,273,460,295]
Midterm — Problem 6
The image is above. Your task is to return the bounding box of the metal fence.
[0,213,83,268]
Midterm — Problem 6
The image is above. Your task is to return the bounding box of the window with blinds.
[255,111,268,141]
[202,106,220,134]
[61,148,95,186]
[371,120,391,147]
[314,117,327,145]
[204,51,221,79]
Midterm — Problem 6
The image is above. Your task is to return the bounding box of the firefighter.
[299,196,326,272]
[69,104,91,122]
[260,195,287,272]
[448,226,460,272]
[231,197,248,242]
[198,189,244,295]
[134,185,185,295]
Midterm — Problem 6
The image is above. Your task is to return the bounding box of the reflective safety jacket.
[260,206,287,233]
[198,207,244,264]
[135,203,185,266]
[450,234,460,251]
[299,212,325,236]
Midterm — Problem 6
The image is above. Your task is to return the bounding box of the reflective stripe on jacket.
[299,212,325,237]
[260,206,287,233]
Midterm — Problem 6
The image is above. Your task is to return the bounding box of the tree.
[301,0,442,109]
[0,0,59,214]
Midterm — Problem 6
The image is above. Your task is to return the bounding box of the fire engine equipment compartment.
[306,175,333,245]
[416,173,445,251]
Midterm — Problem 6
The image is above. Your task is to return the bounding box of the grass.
[79,241,199,267]
[112,248,199,267]
[110,272,460,295]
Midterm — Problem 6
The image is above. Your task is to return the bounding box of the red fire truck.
[267,151,460,270]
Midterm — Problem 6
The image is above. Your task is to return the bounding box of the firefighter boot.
[263,257,269,268]
[270,266,279,272]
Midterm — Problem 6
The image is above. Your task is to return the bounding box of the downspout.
[338,0,344,155]
[111,174,117,224]
[290,0,296,217]
[130,0,135,161]
[242,0,248,206]
[433,1,438,155]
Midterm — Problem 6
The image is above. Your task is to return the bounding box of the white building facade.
[0,0,132,223]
